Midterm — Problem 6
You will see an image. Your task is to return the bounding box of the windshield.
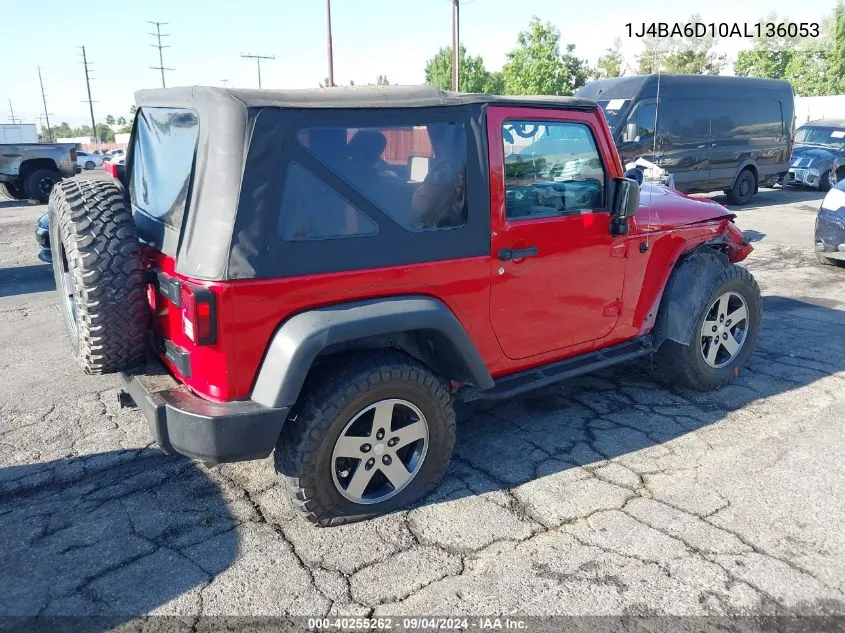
[795,126,845,148]
[596,99,630,129]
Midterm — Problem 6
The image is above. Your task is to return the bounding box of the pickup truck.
[1,143,80,203]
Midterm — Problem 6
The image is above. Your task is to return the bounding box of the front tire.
[726,169,756,206]
[819,169,835,192]
[275,352,456,527]
[84,160,95,170]
[657,265,762,390]
[3,181,27,200]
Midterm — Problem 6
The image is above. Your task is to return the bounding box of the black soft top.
[135,85,598,112]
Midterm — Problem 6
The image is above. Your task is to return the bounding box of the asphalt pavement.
[1,182,843,624]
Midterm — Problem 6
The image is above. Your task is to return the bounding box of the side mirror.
[623,167,644,185]
[622,122,638,144]
[610,177,640,236]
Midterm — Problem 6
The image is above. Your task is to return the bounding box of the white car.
[105,150,126,166]
[76,151,104,170]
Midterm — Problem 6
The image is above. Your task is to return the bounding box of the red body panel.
[143,104,750,403]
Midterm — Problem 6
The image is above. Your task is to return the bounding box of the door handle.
[498,246,539,261]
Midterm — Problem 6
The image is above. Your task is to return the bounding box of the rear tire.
[657,265,761,391]
[726,169,756,206]
[84,160,95,170]
[48,179,148,374]
[24,169,62,203]
[275,352,455,527]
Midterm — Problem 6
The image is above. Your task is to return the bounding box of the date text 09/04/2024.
[626,22,820,38]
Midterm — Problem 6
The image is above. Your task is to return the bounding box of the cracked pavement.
[1,186,844,620]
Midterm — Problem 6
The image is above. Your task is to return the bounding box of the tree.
[424,45,504,93]
[375,75,390,86]
[501,17,589,95]
[661,14,726,74]
[594,38,624,79]
[129,105,137,115]
[105,114,115,126]
[636,37,667,74]
[734,12,797,79]
[95,124,115,143]
[117,117,127,126]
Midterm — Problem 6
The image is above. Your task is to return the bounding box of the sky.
[0,0,836,129]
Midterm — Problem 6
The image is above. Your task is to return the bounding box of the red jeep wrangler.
[47,86,759,526]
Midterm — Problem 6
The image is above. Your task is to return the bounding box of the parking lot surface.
[1,184,844,620]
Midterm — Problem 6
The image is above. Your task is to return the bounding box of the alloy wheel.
[331,398,429,505]
[699,291,749,368]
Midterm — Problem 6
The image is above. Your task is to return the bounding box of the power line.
[37,66,54,142]
[78,46,99,143]
[148,21,174,88]
[8,99,20,125]
[240,52,275,89]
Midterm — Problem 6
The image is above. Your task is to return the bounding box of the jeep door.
[487,106,627,360]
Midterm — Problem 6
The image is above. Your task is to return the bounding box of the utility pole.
[221,79,229,87]
[37,66,53,142]
[78,46,99,143]
[240,53,275,89]
[148,21,174,88]
[451,0,460,91]
[8,99,20,124]
[326,0,335,87]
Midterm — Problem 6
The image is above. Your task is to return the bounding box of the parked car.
[815,178,845,266]
[105,150,126,166]
[576,74,795,205]
[0,143,80,202]
[787,119,845,190]
[76,151,104,170]
[44,86,760,526]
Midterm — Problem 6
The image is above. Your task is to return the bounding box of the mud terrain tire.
[48,179,148,374]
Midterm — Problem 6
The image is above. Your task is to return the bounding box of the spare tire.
[48,179,149,374]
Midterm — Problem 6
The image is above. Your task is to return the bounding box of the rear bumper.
[121,358,289,463]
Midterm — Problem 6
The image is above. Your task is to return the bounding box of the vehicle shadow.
[0,449,239,626]
[0,264,55,298]
[425,295,844,509]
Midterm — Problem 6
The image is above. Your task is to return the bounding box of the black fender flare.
[652,247,729,349]
[250,295,494,409]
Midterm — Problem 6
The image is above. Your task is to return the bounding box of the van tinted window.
[130,107,199,230]
[657,99,710,144]
[711,100,782,141]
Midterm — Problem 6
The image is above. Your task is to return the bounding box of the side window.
[626,102,657,142]
[278,163,377,242]
[711,99,783,142]
[130,107,199,230]
[502,120,605,219]
[657,99,711,145]
[298,123,467,231]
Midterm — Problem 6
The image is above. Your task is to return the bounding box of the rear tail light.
[179,283,217,345]
[104,162,119,178]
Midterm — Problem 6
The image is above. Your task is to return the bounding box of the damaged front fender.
[652,248,730,349]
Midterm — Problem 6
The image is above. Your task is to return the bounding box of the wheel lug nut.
[382,455,392,465]
[387,438,398,447]
[712,325,718,332]
[376,429,385,440]
[361,443,371,453]
[365,458,375,470]
[725,320,731,326]
[723,333,728,340]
